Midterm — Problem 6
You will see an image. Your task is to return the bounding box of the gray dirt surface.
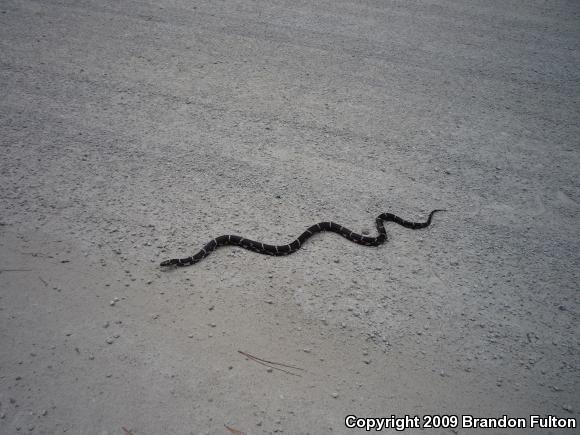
[1,0,579,434]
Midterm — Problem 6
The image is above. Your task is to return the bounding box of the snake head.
[160,259,177,267]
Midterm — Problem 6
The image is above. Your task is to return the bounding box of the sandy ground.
[1,0,579,434]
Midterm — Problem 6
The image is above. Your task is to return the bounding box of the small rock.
[331,392,339,398]
[105,338,114,344]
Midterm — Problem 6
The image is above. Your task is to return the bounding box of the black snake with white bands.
[160,210,444,267]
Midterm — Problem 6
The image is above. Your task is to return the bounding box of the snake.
[160,210,444,267]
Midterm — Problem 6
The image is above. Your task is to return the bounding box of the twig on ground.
[238,350,304,376]
[238,350,305,371]
[242,354,299,376]
[0,268,33,273]
[224,424,246,434]
[121,427,134,435]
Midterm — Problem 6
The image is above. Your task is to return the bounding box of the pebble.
[331,392,339,398]
[105,338,114,344]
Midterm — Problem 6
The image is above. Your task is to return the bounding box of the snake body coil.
[160,210,444,267]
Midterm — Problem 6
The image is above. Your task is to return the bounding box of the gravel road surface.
[1,0,579,434]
